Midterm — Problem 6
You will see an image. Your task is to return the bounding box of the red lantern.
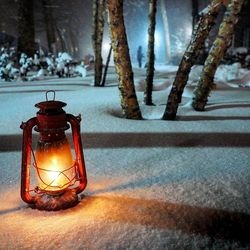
[20,91,87,210]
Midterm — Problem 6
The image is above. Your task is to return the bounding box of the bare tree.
[47,1,86,57]
[42,0,57,54]
[144,0,157,105]
[55,26,67,52]
[192,0,245,111]
[162,0,222,120]
[92,0,105,86]
[107,0,142,119]
[101,45,112,87]
[17,0,35,57]
[192,0,199,29]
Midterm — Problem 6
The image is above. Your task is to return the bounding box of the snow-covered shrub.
[0,47,88,81]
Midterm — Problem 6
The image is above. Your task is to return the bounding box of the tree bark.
[42,0,56,54]
[55,26,66,52]
[107,0,142,119]
[92,0,105,86]
[144,0,157,105]
[69,28,78,58]
[192,0,245,111]
[192,0,199,29]
[17,0,35,57]
[160,0,171,63]
[162,0,222,120]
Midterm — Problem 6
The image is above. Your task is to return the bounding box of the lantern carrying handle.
[67,114,87,194]
[46,90,56,101]
[20,117,38,204]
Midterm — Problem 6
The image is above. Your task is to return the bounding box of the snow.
[188,64,250,87]
[231,47,248,55]
[0,49,88,82]
[74,64,87,78]
[0,65,250,249]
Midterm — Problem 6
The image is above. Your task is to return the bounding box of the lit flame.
[47,158,61,184]
[35,138,75,193]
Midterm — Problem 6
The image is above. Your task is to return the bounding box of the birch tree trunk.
[92,0,105,86]
[17,0,35,57]
[192,0,245,111]
[160,0,171,63]
[162,0,222,120]
[144,0,157,105]
[107,0,142,119]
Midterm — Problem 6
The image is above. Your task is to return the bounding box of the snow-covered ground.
[0,66,250,249]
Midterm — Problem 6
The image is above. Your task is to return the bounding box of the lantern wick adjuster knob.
[46,90,56,101]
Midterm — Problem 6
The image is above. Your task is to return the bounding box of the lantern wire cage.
[30,148,80,194]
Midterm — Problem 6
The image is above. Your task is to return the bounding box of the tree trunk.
[162,0,222,120]
[160,0,171,63]
[107,0,142,119]
[55,26,66,52]
[69,28,78,58]
[42,0,56,54]
[92,0,105,86]
[101,45,112,87]
[17,0,35,57]
[192,0,245,111]
[144,0,157,105]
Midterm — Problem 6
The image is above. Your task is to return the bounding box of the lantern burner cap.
[35,90,67,111]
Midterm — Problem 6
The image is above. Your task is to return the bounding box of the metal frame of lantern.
[20,91,87,211]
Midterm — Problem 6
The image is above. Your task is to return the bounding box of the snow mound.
[135,79,171,92]
[188,64,250,89]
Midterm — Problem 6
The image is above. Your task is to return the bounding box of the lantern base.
[34,189,78,211]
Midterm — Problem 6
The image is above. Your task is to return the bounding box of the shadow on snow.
[78,195,250,245]
[0,132,250,152]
